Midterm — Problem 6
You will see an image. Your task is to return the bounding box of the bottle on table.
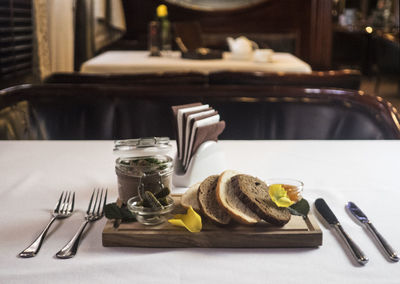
[156,4,172,54]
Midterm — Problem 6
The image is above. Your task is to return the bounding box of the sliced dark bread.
[198,175,231,225]
[232,174,291,226]
[216,170,261,225]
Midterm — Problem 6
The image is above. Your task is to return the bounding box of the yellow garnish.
[168,206,202,233]
[157,4,168,18]
[269,184,295,207]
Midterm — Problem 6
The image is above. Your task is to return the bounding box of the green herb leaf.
[105,203,122,219]
[289,198,310,217]
[105,203,136,222]
[119,207,137,221]
[133,157,168,171]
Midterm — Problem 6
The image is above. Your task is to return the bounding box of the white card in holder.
[183,109,215,167]
[177,104,209,159]
[184,114,220,169]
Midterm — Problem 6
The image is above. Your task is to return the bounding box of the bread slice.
[232,174,291,226]
[198,175,231,225]
[216,170,261,225]
[181,182,201,212]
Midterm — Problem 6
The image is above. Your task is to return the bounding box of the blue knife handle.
[366,222,399,262]
[334,224,369,265]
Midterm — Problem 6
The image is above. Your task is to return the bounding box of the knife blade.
[315,198,368,265]
[347,201,399,262]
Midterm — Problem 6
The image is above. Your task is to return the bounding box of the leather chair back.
[1,84,399,140]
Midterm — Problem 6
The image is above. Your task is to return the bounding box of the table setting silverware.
[56,188,107,259]
[347,201,399,262]
[19,191,75,258]
[315,198,368,265]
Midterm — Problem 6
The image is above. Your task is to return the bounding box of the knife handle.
[334,224,369,265]
[366,222,399,262]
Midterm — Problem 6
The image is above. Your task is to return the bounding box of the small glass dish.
[265,178,304,203]
[127,195,175,225]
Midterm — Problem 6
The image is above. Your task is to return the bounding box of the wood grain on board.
[102,195,322,248]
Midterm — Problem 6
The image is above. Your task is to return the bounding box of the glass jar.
[114,137,173,204]
[127,195,174,225]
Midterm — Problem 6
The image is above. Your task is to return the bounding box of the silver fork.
[56,188,107,259]
[19,191,75,258]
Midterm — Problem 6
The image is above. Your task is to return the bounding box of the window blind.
[0,0,32,80]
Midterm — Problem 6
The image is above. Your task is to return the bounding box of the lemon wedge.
[269,184,295,207]
[168,206,202,233]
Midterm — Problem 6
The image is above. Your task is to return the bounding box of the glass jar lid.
[113,137,172,157]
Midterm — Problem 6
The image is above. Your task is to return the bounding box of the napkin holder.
[173,141,226,187]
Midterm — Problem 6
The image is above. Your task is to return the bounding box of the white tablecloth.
[80,51,312,74]
[0,141,399,283]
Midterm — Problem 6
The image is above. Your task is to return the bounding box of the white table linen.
[80,50,312,74]
[0,140,399,283]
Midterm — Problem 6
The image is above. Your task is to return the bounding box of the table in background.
[80,51,312,74]
[0,141,399,283]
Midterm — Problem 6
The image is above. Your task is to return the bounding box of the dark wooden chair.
[208,69,362,90]
[44,71,208,85]
[45,70,361,91]
[1,84,399,140]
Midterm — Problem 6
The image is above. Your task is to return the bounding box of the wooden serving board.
[102,195,322,248]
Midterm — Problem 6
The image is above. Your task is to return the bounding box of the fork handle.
[55,220,89,259]
[19,216,57,258]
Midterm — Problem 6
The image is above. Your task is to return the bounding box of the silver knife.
[315,198,369,265]
[347,201,399,262]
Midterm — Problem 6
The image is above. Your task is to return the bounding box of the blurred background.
[0,0,399,106]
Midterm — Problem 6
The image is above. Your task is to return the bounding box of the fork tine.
[92,188,100,214]
[101,189,107,215]
[54,191,64,213]
[63,191,70,213]
[86,189,96,214]
[69,192,75,213]
[96,189,104,215]
[65,191,72,213]
[61,191,70,214]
